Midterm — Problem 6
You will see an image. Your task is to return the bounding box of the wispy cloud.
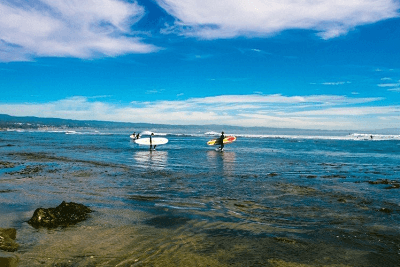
[321,82,350,86]
[0,0,157,62]
[287,106,400,116]
[156,0,400,39]
[311,81,351,86]
[0,94,396,130]
[378,83,400,87]
[145,89,165,94]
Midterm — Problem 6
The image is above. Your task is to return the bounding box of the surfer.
[150,133,157,150]
[218,131,225,151]
[136,133,140,139]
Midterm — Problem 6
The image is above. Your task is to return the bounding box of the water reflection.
[133,150,168,170]
[206,150,236,176]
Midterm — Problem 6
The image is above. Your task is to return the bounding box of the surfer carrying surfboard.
[218,131,225,151]
[150,133,157,150]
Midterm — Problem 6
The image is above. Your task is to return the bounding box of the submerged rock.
[28,201,92,228]
[368,179,400,189]
[0,252,18,267]
[0,228,18,252]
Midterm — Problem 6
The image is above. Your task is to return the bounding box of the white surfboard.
[134,137,168,146]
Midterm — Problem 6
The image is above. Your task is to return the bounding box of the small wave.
[6,129,25,132]
[204,131,220,136]
[137,131,170,136]
[139,131,154,136]
[349,133,400,141]
[217,133,400,141]
[65,130,110,135]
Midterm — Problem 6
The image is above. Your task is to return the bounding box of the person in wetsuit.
[150,133,156,150]
[218,131,225,151]
[149,133,157,150]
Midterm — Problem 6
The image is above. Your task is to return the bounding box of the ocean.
[1,127,399,266]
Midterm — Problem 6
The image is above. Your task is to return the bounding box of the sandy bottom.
[4,206,375,267]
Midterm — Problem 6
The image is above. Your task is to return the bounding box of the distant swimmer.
[370,135,373,140]
[218,131,225,151]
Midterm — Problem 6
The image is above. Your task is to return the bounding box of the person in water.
[218,131,225,151]
[149,133,156,150]
[132,132,136,138]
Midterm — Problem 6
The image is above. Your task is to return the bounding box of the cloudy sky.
[1,0,400,130]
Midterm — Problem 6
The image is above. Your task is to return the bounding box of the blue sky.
[1,0,400,130]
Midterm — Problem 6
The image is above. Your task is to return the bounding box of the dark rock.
[0,252,18,267]
[0,228,18,252]
[378,207,392,214]
[368,179,400,189]
[28,201,92,228]
[273,237,297,244]
[145,215,189,228]
[321,174,346,179]
[0,229,16,240]
[384,183,400,189]
[368,179,390,185]
[0,162,16,168]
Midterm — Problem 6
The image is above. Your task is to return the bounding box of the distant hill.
[0,114,157,129]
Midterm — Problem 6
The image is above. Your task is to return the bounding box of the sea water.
[0,128,399,266]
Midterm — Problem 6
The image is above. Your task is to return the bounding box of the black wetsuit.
[219,133,225,150]
[150,135,153,150]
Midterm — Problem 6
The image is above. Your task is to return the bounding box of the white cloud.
[0,94,397,130]
[0,0,157,62]
[321,81,351,85]
[156,0,400,39]
[378,83,400,87]
[287,106,400,116]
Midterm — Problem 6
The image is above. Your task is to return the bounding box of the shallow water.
[1,129,399,266]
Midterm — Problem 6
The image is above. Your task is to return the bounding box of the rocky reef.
[0,228,19,267]
[0,228,18,252]
[28,201,92,228]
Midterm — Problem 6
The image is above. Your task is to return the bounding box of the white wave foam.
[349,133,400,141]
[230,133,400,141]
[137,131,170,136]
[204,131,220,136]
[65,130,109,135]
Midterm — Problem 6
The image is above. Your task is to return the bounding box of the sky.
[1,0,400,130]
